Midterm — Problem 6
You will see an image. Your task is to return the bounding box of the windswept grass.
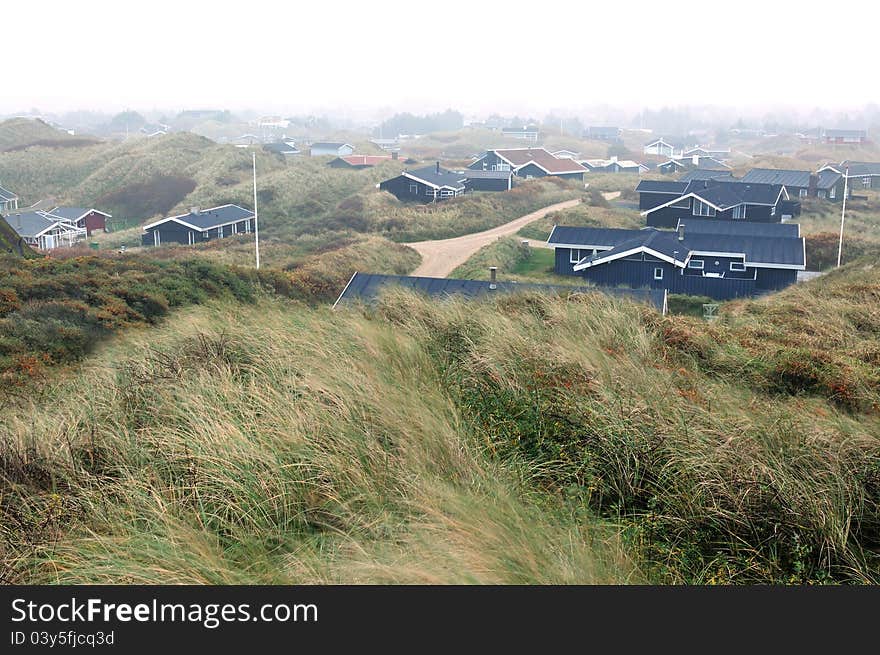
[2,258,879,585]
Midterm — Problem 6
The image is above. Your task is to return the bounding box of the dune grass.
[2,258,879,585]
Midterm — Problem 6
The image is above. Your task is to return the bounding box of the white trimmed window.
[653,267,664,280]
[864,176,871,188]
[202,231,209,238]
[218,225,224,238]
[693,199,716,216]
[799,188,807,198]
[569,248,581,264]
[829,185,836,199]
[771,206,776,216]
[409,183,419,194]
[732,205,747,219]
[730,262,747,272]
[688,259,704,269]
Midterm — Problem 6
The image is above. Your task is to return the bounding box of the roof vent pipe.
[489,266,497,290]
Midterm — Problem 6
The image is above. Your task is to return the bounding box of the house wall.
[468,152,513,172]
[142,219,252,246]
[81,211,106,236]
[646,200,780,228]
[311,145,354,156]
[379,176,441,203]
[754,267,797,291]
[465,176,511,192]
[516,163,583,182]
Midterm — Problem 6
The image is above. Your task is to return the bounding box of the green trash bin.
[89,242,99,250]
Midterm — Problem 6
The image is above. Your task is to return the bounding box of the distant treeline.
[375,110,463,137]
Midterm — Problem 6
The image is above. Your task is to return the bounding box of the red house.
[47,207,112,236]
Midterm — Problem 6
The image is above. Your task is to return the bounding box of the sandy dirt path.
[408,198,581,278]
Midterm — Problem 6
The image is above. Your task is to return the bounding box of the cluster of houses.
[3,205,110,250]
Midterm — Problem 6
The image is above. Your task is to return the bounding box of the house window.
[864,176,871,188]
[409,184,419,194]
[203,231,209,238]
[770,206,776,216]
[688,259,704,269]
[730,262,747,272]
[653,267,664,280]
[799,188,807,198]
[232,223,238,234]
[829,185,836,199]
[219,226,224,238]
[693,199,715,216]
[569,248,581,264]
[732,205,747,219]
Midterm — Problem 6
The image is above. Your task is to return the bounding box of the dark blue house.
[141,204,255,247]
[546,221,805,301]
[378,164,468,203]
[636,178,794,228]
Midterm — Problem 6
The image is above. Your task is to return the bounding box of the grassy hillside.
[0,118,100,152]
[2,258,879,584]
[0,216,37,258]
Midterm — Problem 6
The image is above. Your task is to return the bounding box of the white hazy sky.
[4,0,878,116]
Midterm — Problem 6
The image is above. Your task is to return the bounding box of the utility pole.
[252,152,260,270]
[837,167,849,268]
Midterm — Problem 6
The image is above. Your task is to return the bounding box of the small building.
[139,123,169,137]
[46,207,112,236]
[334,271,667,313]
[371,138,401,152]
[546,223,805,300]
[584,126,622,141]
[501,126,539,142]
[822,129,867,145]
[329,154,398,169]
[552,149,580,160]
[460,169,514,192]
[5,210,87,249]
[657,155,730,175]
[141,204,255,247]
[683,146,731,160]
[643,137,681,157]
[310,142,355,157]
[0,184,20,213]
[263,141,300,157]
[678,169,735,183]
[469,148,586,182]
[580,157,647,174]
[820,161,880,190]
[636,178,791,228]
[741,168,847,201]
[378,164,468,203]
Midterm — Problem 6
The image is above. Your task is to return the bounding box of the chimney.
[436,161,441,174]
[391,151,398,160]
[678,224,685,241]
[190,206,200,215]
[489,266,497,290]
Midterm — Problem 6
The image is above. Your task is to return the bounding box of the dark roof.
[741,168,811,188]
[0,185,18,202]
[334,272,667,312]
[334,155,394,167]
[143,204,255,231]
[816,170,842,189]
[404,166,468,189]
[838,161,880,176]
[678,170,734,182]
[47,207,111,221]
[548,225,647,247]
[4,211,62,238]
[460,170,513,179]
[662,156,729,171]
[635,180,688,194]
[311,142,351,149]
[263,142,299,154]
[676,217,800,238]
[568,226,804,269]
[681,180,785,209]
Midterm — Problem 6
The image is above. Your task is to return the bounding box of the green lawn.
[511,247,557,278]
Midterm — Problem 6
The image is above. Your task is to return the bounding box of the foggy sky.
[5,1,878,117]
